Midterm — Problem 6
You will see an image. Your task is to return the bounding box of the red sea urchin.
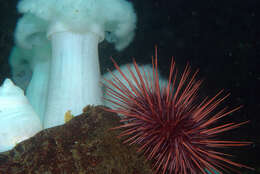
[103,49,253,174]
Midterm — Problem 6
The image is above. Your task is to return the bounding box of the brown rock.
[0,106,152,174]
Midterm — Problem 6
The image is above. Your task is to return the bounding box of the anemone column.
[44,23,103,128]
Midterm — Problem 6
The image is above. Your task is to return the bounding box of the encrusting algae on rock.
[0,106,152,174]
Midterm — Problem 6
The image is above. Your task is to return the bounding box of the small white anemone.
[0,79,42,152]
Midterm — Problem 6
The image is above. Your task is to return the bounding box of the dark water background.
[0,0,259,173]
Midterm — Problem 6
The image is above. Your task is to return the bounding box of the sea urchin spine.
[103,49,253,174]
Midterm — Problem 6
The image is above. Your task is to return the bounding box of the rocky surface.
[0,105,152,174]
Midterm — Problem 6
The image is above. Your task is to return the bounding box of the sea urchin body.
[103,49,252,174]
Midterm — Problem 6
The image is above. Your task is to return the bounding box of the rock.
[0,105,152,174]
